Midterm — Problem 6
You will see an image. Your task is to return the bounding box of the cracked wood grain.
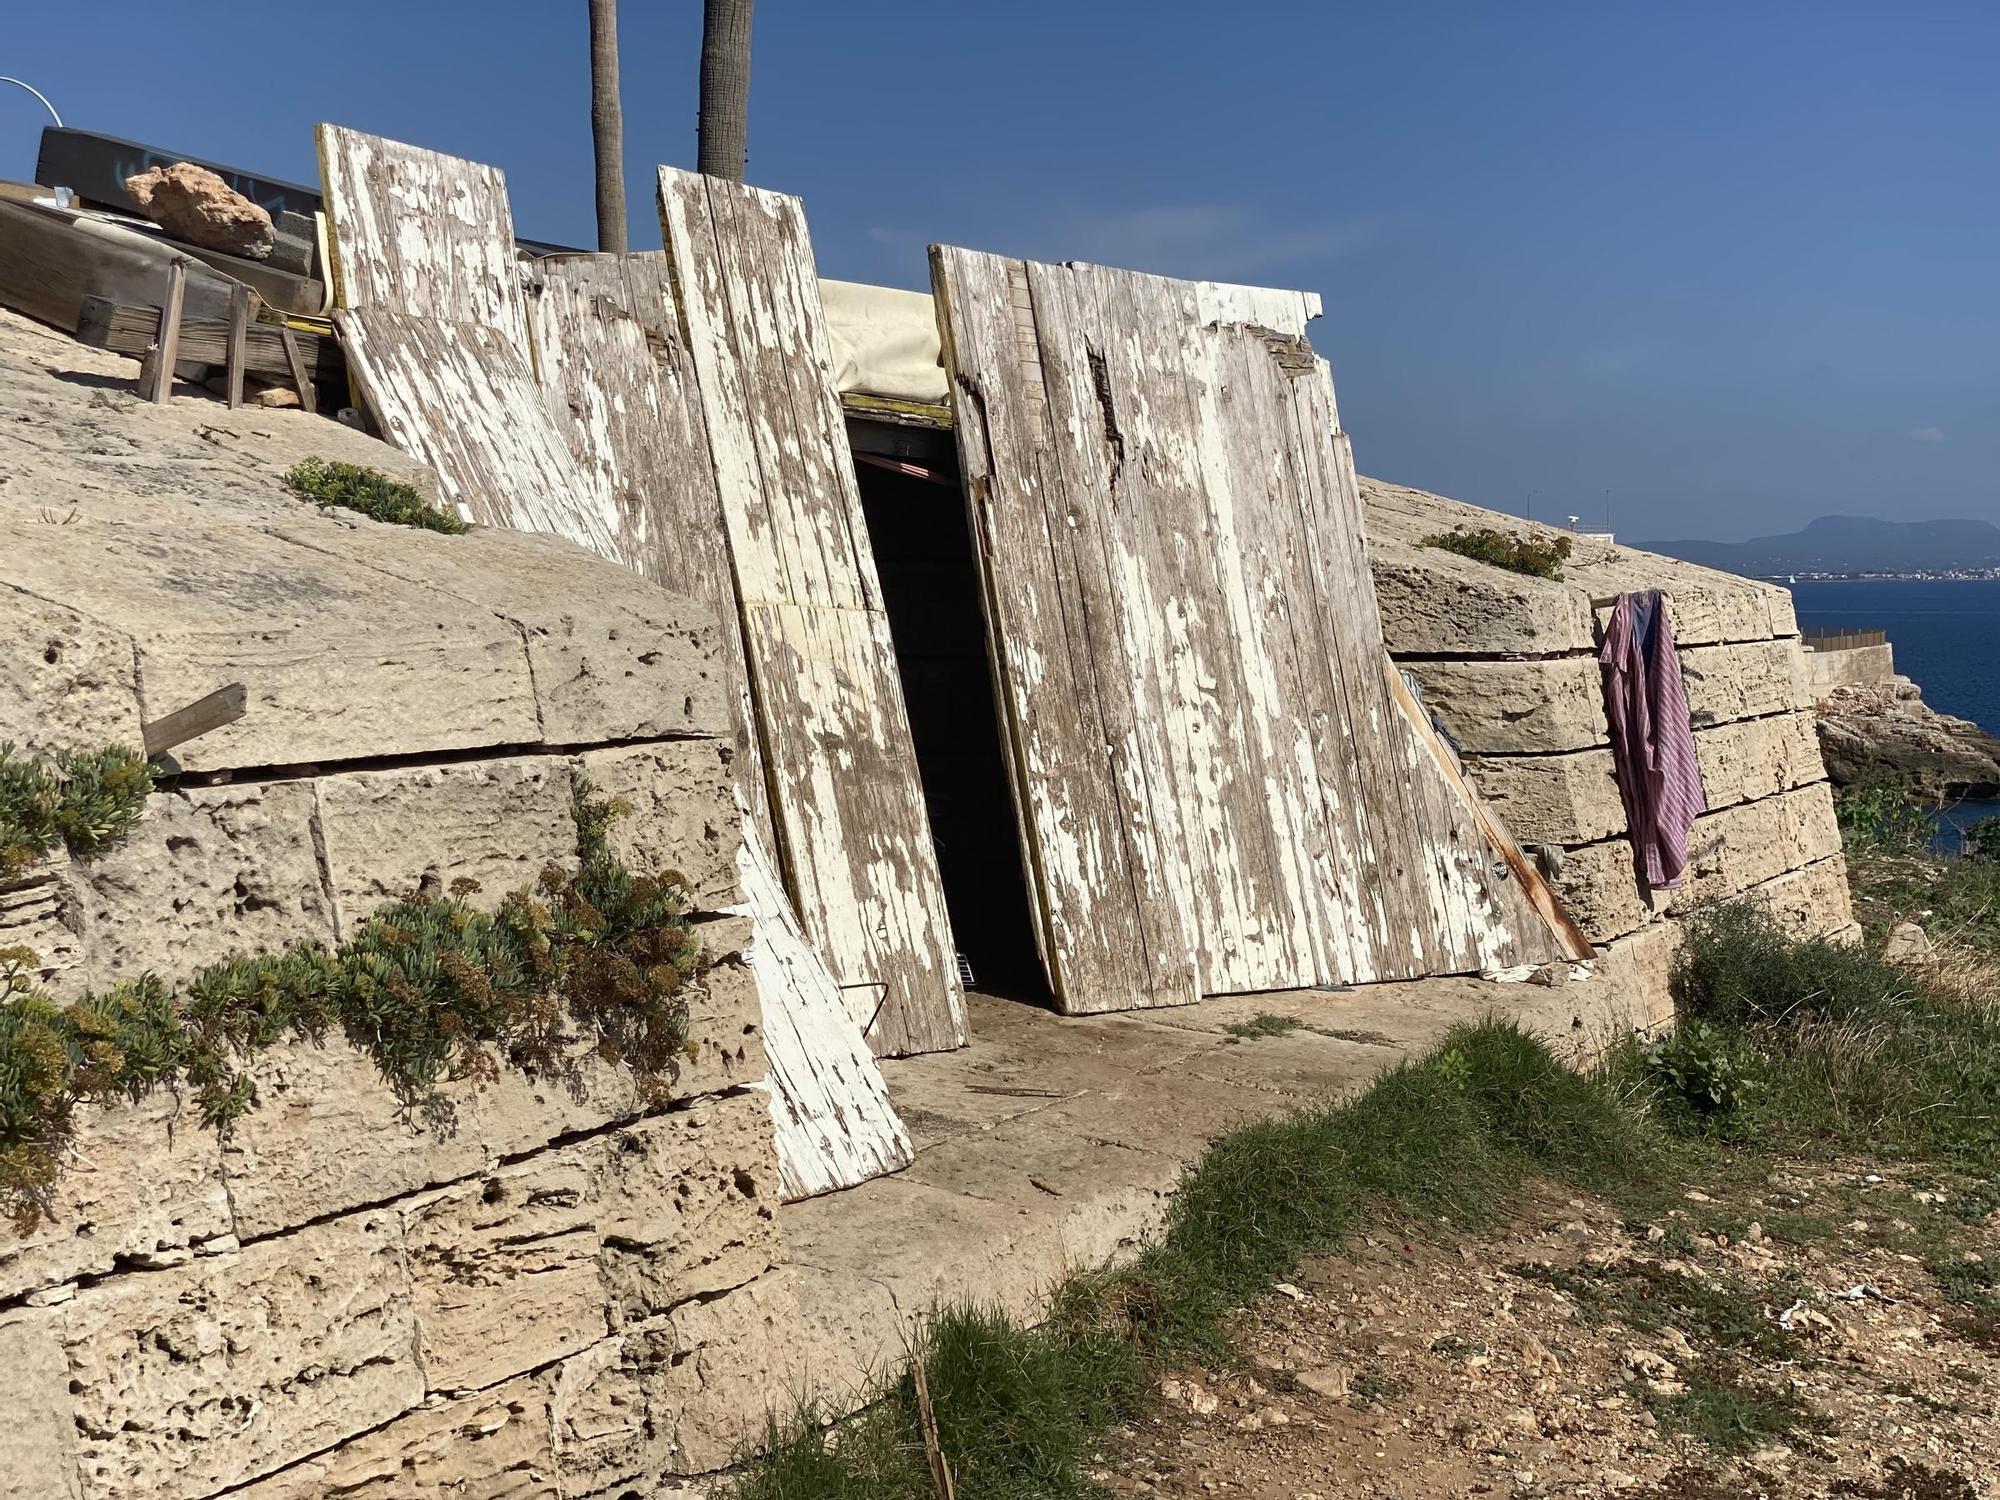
[930,247,1583,1011]
[659,165,965,1058]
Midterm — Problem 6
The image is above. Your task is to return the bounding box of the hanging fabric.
[1599,589,1707,888]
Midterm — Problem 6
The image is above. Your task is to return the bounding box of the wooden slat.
[142,682,247,757]
[75,295,341,385]
[659,165,965,1057]
[736,830,913,1200]
[931,247,1584,1011]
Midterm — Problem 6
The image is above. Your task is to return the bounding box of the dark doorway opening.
[848,417,1050,1005]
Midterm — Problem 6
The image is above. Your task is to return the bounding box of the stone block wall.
[0,390,795,1498]
[1362,479,1858,981]
[1803,640,1897,697]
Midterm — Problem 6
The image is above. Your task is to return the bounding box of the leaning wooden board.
[524,252,773,852]
[931,248,1585,1011]
[316,127,926,1200]
[659,166,965,1056]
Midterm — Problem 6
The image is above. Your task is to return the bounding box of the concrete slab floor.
[777,961,1667,1404]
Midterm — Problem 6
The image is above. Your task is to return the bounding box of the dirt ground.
[1102,1162,1998,1499]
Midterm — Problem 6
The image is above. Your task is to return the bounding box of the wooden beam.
[146,259,187,404]
[142,683,248,757]
[278,325,316,414]
[0,198,237,332]
[75,296,338,384]
[225,284,251,408]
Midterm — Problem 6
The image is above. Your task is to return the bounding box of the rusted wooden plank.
[659,165,965,1057]
[931,248,1582,1008]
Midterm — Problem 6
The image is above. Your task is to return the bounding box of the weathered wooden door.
[930,249,1586,1012]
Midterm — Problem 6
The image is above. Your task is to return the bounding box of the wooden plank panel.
[659,166,965,1056]
[317,129,927,1191]
[932,244,1191,1012]
[736,830,913,1200]
[316,124,527,347]
[931,248,1584,1009]
[524,253,773,850]
[333,307,624,558]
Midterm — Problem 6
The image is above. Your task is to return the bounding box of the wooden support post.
[278,324,316,414]
[141,682,248,757]
[225,282,252,410]
[146,257,188,405]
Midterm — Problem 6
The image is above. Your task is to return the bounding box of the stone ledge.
[1362,477,1797,655]
[1551,783,1843,944]
[1407,638,1813,756]
[1463,710,1827,846]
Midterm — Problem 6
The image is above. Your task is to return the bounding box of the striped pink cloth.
[1598,590,1706,889]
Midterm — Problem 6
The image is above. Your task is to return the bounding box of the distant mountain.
[1638,515,2000,577]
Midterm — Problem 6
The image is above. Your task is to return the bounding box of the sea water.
[1789,578,2000,846]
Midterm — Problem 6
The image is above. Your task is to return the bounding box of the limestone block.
[221,1040,638,1241]
[1553,784,1843,944]
[1678,783,1843,904]
[0,513,542,774]
[225,1377,556,1500]
[1590,919,1682,1030]
[1402,656,1609,755]
[0,594,143,756]
[1,855,88,998]
[548,1269,803,1490]
[315,756,578,933]
[1360,477,1794,648]
[575,739,744,909]
[402,1147,606,1395]
[255,518,732,747]
[1366,537,1592,656]
[1462,712,1830,851]
[1736,854,1856,939]
[1680,639,1811,726]
[79,781,334,989]
[402,1091,779,1393]
[0,1307,82,1500]
[0,1090,230,1304]
[1461,750,1626,845]
[596,1092,782,1329]
[682,955,767,1098]
[1551,839,1651,945]
[1693,711,1827,808]
[60,1211,424,1500]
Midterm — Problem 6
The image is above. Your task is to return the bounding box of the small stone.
[1882,922,1937,968]
[1295,1365,1350,1399]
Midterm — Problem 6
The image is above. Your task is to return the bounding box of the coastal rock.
[1815,679,2000,797]
[124,162,277,261]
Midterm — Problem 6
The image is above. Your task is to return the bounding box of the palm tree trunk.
[697,0,755,182]
[588,0,627,252]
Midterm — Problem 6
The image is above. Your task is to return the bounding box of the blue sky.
[5,2,1995,542]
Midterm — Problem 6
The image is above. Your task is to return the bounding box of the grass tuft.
[1643,1357,1832,1453]
[724,1021,1661,1498]
[284,457,468,534]
[1418,526,1573,579]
